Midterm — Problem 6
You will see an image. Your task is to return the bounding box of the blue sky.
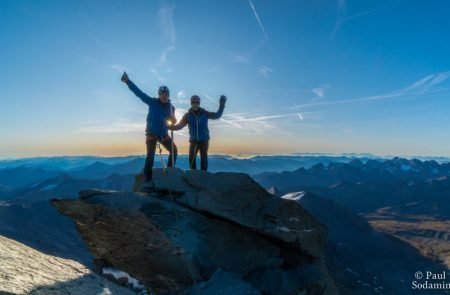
[1,0,450,158]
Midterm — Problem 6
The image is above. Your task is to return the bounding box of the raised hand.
[219,95,227,106]
[121,72,129,83]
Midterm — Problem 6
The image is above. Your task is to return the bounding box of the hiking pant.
[144,134,178,180]
[189,140,209,171]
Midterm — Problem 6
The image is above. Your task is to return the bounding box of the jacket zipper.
[194,112,199,141]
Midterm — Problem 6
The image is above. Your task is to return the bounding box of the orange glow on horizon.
[0,137,307,158]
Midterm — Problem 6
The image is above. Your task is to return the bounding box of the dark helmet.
[191,95,201,104]
[158,86,170,96]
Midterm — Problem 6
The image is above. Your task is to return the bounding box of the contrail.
[290,71,450,110]
[202,93,218,103]
[248,0,269,40]
[234,114,299,122]
[332,0,403,38]
[339,0,402,24]
[220,118,244,128]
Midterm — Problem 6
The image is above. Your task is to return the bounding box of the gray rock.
[152,168,326,257]
[53,169,337,294]
[247,263,328,295]
[181,269,262,295]
[78,189,117,199]
[141,196,283,277]
[152,168,193,193]
[0,235,134,295]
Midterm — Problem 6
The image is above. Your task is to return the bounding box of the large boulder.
[53,169,337,294]
[147,168,326,257]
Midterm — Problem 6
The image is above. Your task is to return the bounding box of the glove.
[121,72,129,83]
[219,95,227,106]
[166,117,176,128]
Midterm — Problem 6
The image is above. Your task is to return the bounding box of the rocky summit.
[52,168,338,294]
[0,235,134,295]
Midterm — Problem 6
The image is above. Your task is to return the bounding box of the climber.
[121,72,177,185]
[169,94,227,171]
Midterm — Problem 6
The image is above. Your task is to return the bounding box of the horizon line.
[1,152,450,161]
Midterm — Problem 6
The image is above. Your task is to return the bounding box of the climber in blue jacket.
[170,94,226,171]
[121,72,177,182]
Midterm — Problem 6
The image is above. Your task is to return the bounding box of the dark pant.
[189,141,209,171]
[144,134,178,180]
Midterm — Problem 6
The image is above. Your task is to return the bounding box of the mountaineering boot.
[140,179,154,193]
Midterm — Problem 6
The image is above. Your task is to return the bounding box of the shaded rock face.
[53,168,336,294]
[141,168,326,258]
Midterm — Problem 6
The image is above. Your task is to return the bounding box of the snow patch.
[287,217,300,222]
[0,201,10,207]
[102,267,146,292]
[281,191,305,202]
[276,226,314,233]
[278,226,291,232]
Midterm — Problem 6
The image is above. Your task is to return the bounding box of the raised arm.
[205,95,226,120]
[121,72,154,105]
[170,113,188,131]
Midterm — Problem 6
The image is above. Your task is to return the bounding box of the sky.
[1,0,450,158]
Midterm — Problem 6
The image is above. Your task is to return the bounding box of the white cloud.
[159,46,175,66]
[151,3,177,82]
[312,85,330,98]
[258,66,274,78]
[291,71,450,109]
[177,91,186,99]
[158,3,176,43]
[151,46,175,82]
[174,91,190,104]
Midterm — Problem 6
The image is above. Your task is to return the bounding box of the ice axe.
[170,106,175,167]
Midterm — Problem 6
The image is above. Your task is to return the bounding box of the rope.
[157,142,167,171]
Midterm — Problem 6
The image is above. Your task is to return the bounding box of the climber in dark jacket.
[121,72,177,182]
[170,94,226,171]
